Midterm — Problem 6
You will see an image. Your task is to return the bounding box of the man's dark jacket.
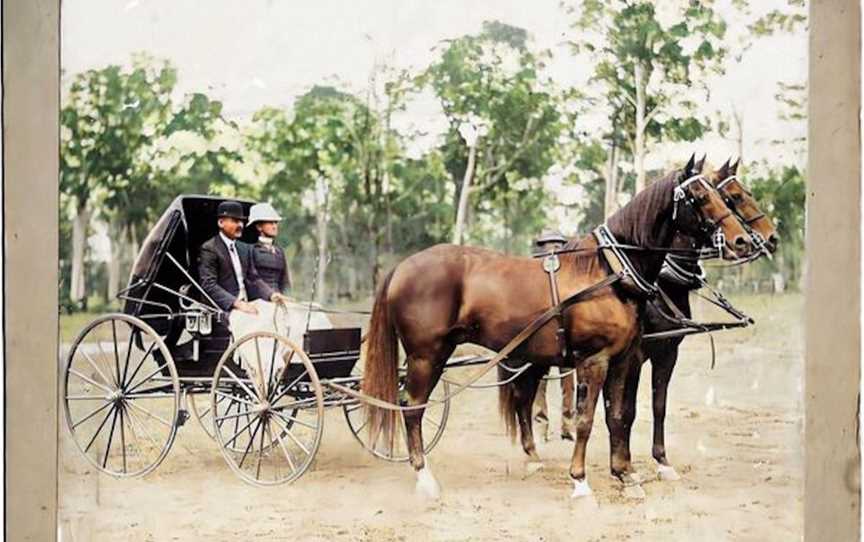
[198,235,275,311]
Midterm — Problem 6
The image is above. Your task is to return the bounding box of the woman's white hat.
[248,202,282,226]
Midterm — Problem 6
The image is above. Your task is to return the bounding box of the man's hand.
[233,300,259,315]
[271,292,291,305]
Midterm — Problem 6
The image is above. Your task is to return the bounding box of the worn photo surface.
[58,1,807,540]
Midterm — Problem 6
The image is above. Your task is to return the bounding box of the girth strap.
[326,272,625,412]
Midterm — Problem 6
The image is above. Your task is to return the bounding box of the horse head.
[710,158,779,255]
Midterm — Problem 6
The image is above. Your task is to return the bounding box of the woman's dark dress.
[250,242,290,293]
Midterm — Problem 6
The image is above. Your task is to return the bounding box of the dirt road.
[58,293,803,541]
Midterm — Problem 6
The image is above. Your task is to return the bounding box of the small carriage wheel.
[210,331,324,486]
[188,390,295,453]
[62,313,181,478]
[342,365,450,462]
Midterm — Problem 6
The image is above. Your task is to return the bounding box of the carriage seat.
[302,328,362,379]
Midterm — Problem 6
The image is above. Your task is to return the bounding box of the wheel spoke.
[222,367,260,404]
[271,414,311,456]
[79,350,115,390]
[125,399,172,427]
[224,412,260,448]
[272,420,298,473]
[267,338,277,397]
[125,363,170,395]
[71,400,114,430]
[102,406,120,469]
[253,337,266,399]
[112,320,122,391]
[272,348,296,394]
[124,402,163,457]
[215,409,261,423]
[122,340,157,390]
[97,341,118,388]
[121,326,138,390]
[270,368,308,405]
[215,390,256,407]
[67,395,112,401]
[84,405,116,454]
[238,418,264,469]
[255,418,267,480]
[119,406,128,474]
[271,409,317,431]
[68,368,115,394]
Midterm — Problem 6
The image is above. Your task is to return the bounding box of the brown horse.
[497,158,777,492]
[361,155,751,499]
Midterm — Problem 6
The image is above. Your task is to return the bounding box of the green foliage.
[422,20,565,247]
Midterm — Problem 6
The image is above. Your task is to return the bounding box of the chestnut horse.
[498,158,777,490]
[362,155,751,498]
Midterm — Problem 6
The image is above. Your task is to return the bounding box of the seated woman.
[247,202,291,294]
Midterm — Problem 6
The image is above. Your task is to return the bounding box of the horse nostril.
[733,236,749,254]
[767,233,779,252]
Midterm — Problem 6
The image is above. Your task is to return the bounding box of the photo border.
[2,1,859,540]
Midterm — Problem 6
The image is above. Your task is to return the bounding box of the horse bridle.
[673,173,736,252]
[715,175,771,258]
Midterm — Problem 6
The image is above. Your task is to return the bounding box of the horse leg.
[515,367,545,474]
[604,349,645,498]
[403,352,449,498]
[532,379,550,442]
[568,353,609,498]
[560,370,575,440]
[651,343,681,480]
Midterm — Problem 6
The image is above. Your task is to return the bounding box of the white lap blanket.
[229,300,333,394]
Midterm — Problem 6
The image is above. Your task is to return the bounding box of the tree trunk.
[452,143,478,245]
[315,176,330,304]
[604,139,620,219]
[733,107,745,174]
[107,224,124,303]
[634,62,647,194]
[70,203,90,304]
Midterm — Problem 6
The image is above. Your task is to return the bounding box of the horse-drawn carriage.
[64,159,774,498]
[61,195,450,486]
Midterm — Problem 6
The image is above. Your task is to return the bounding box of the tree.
[422,20,565,247]
[61,54,177,306]
[565,1,728,194]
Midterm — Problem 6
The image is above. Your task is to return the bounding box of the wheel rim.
[62,314,180,478]
[211,332,323,486]
[343,363,450,462]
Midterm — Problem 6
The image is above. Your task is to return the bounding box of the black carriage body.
[121,195,361,380]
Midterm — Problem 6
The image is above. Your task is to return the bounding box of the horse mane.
[561,168,683,274]
[606,169,681,246]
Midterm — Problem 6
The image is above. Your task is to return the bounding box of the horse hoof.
[622,483,646,500]
[657,464,680,481]
[570,478,593,498]
[415,466,441,500]
[524,461,544,477]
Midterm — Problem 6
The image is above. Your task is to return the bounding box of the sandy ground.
[58,293,803,541]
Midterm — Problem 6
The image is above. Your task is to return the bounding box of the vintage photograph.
[58,1,807,539]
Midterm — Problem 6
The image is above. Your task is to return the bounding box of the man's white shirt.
[219,232,248,302]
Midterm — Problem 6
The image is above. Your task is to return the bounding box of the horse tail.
[362,267,400,450]
[498,365,520,443]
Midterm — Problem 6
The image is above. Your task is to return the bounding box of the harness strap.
[325,272,624,412]
[541,251,571,361]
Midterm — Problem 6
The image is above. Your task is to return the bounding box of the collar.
[258,236,274,246]
[219,232,236,250]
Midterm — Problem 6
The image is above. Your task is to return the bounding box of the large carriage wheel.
[62,314,181,478]
[343,363,450,462]
[211,331,324,486]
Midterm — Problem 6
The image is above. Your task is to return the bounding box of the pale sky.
[62,0,807,243]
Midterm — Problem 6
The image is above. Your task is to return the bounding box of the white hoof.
[657,464,681,481]
[570,478,593,498]
[415,465,441,499]
[622,483,646,500]
[524,461,544,478]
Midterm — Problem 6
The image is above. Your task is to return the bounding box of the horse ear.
[718,157,731,178]
[685,153,696,176]
[695,154,707,173]
[731,158,740,175]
